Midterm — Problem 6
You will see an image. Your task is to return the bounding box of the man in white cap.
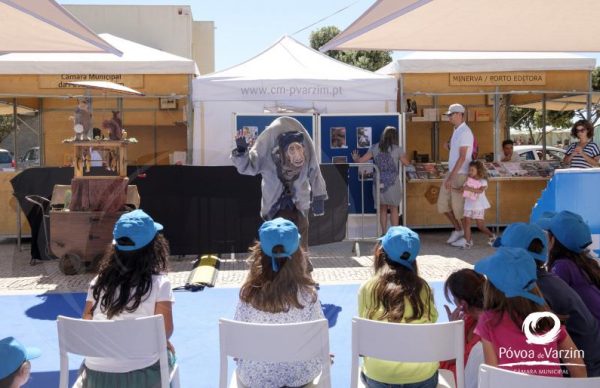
[438,104,474,246]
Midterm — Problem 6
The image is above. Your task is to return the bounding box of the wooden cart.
[49,141,139,275]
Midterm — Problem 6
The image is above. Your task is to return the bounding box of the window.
[520,151,535,160]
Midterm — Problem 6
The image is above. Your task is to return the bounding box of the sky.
[61,0,379,71]
[61,0,600,72]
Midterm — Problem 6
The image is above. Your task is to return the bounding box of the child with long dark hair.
[537,211,600,324]
[234,218,324,388]
[494,222,600,376]
[358,226,439,388]
[474,247,586,377]
[77,210,175,388]
[441,269,485,388]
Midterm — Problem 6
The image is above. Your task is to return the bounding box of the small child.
[494,222,600,376]
[358,226,439,387]
[452,160,495,249]
[474,247,586,377]
[0,337,41,388]
[77,209,176,387]
[234,218,324,388]
[537,211,600,325]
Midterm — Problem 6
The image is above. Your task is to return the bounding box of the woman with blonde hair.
[234,218,324,388]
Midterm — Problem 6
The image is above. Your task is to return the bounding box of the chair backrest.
[478,364,600,388]
[219,318,331,388]
[56,315,170,388]
[351,317,465,388]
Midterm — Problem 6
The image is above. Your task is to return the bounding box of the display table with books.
[403,161,561,228]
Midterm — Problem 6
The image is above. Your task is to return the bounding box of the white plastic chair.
[351,317,464,388]
[478,364,600,388]
[57,315,180,388]
[219,318,331,388]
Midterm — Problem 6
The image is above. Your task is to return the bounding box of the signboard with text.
[38,74,144,89]
[449,72,546,86]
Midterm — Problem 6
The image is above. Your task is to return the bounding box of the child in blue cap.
[358,226,439,388]
[474,247,586,378]
[234,218,324,388]
[537,211,600,326]
[76,209,176,388]
[0,337,41,387]
[495,222,600,376]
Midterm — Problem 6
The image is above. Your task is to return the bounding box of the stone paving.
[0,230,494,295]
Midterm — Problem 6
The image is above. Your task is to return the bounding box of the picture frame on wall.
[241,126,258,145]
[332,156,347,164]
[330,127,347,149]
[356,126,372,148]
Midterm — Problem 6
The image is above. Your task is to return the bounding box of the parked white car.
[513,145,566,162]
[20,146,40,168]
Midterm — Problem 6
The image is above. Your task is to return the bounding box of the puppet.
[73,98,92,140]
[102,111,123,140]
[231,117,327,261]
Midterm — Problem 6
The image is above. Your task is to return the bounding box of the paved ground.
[0,229,494,295]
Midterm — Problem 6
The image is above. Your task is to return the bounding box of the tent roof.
[376,52,596,74]
[321,0,600,52]
[0,34,197,75]
[516,92,600,111]
[202,35,391,81]
[0,0,120,54]
[193,35,396,102]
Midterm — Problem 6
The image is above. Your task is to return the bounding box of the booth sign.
[38,74,144,89]
[450,72,546,86]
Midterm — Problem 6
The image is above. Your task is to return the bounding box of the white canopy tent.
[320,0,600,53]
[376,52,596,75]
[0,0,120,54]
[0,33,197,76]
[192,35,396,166]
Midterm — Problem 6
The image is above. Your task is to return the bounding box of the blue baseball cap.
[0,337,41,380]
[259,218,300,272]
[493,223,548,262]
[475,247,545,305]
[379,226,420,271]
[113,209,163,251]
[536,211,592,253]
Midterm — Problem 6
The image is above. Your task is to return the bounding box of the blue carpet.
[1,282,448,388]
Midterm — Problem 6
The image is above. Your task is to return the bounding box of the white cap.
[444,104,465,115]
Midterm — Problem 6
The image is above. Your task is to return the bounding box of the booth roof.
[320,0,600,53]
[376,52,596,74]
[0,34,198,75]
[193,35,396,101]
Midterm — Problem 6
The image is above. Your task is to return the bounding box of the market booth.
[0,34,197,237]
[377,52,595,228]
[192,35,397,166]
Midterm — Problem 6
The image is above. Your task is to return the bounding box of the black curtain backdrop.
[11,165,349,257]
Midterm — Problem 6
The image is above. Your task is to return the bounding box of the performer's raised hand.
[235,130,249,153]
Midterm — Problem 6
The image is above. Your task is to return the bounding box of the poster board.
[319,114,401,213]
[234,114,315,146]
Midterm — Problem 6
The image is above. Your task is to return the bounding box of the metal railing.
[344,163,381,256]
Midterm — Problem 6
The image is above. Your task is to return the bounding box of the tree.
[309,26,392,72]
[0,115,14,144]
[509,107,574,144]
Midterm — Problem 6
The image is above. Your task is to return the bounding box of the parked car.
[513,145,566,162]
[0,148,15,170]
[20,146,40,168]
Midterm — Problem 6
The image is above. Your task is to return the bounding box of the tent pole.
[541,94,547,158]
[588,71,593,121]
[13,98,18,161]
